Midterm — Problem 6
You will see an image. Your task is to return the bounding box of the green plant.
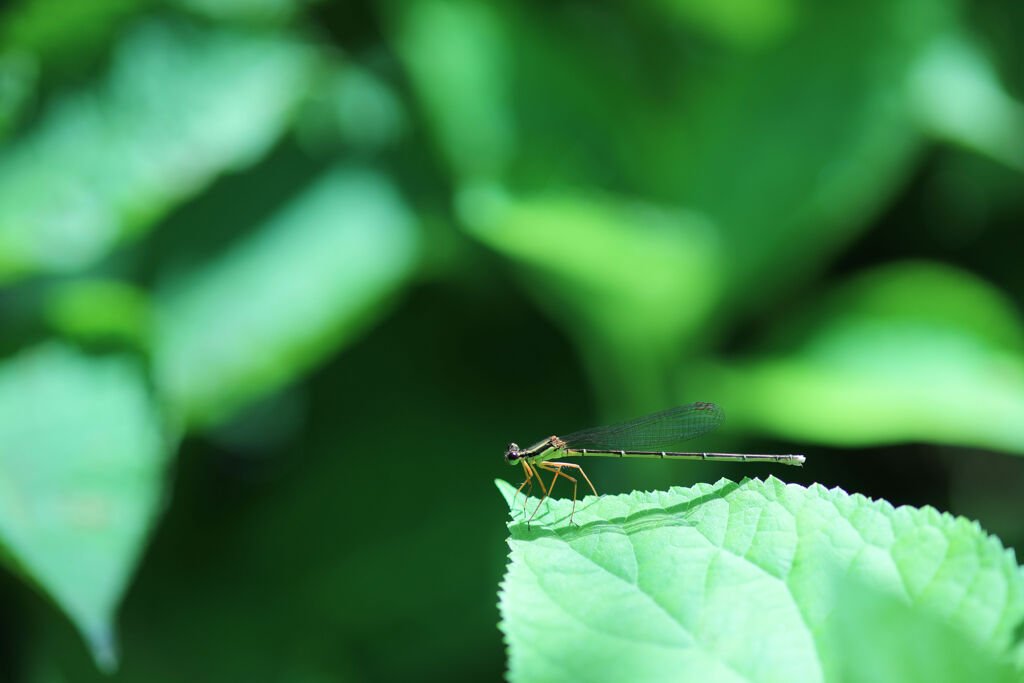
[2,0,1024,680]
[498,478,1024,682]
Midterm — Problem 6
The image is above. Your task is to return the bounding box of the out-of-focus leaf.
[22,292,545,682]
[297,63,406,152]
[0,342,172,670]
[398,0,951,310]
[0,20,317,284]
[910,33,1024,172]
[697,261,1024,453]
[154,166,420,429]
[461,187,719,409]
[497,477,1024,682]
[390,0,514,181]
[44,280,151,348]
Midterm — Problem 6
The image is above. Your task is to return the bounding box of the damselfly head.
[505,443,520,464]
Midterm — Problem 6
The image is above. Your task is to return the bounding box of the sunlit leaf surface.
[498,477,1024,682]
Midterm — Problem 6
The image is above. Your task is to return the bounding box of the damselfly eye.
[505,443,519,462]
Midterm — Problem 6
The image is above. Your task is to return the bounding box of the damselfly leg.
[515,460,547,512]
[527,461,598,527]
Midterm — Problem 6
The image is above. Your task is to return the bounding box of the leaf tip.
[495,478,518,509]
[84,623,119,674]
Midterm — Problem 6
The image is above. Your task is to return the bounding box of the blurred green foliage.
[0,0,1022,680]
[153,166,419,428]
[0,344,170,673]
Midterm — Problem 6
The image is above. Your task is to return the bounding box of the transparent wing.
[560,402,724,450]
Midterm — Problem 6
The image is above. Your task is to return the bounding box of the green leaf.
[0,20,316,283]
[403,1,957,419]
[461,187,719,408]
[399,0,950,306]
[296,62,407,152]
[390,0,514,181]
[657,1,948,301]
[696,261,1024,453]
[153,166,421,429]
[497,477,1024,682]
[0,343,173,671]
[910,33,1024,172]
[826,577,1020,682]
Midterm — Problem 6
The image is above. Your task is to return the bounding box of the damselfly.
[505,402,804,525]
